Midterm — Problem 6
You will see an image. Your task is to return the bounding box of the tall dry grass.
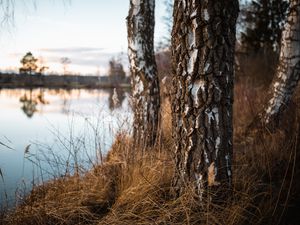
[1,53,300,224]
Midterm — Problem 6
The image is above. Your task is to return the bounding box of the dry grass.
[1,80,300,225]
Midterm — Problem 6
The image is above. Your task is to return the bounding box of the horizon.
[0,0,169,76]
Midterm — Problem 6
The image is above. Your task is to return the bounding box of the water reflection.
[108,88,126,110]
[19,89,49,118]
[14,88,129,117]
[0,87,132,207]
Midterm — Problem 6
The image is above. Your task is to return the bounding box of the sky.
[0,0,169,75]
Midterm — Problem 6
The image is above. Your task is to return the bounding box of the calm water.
[0,88,132,207]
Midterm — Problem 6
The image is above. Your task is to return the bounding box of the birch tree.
[171,0,239,196]
[255,0,300,130]
[127,0,160,148]
[240,0,289,54]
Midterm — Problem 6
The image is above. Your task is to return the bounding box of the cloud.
[40,48,129,75]
[4,47,129,74]
[39,47,128,67]
[8,52,24,58]
[44,50,128,67]
[39,47,104,54]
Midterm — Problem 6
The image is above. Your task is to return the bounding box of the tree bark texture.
[259,0,300,130]
[127,0,160,148]
[171,0,239,196]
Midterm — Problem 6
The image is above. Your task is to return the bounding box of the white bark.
[127,0,160,147]
[261,0,300,128]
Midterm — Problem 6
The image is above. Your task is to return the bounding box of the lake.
[0,88,132,208]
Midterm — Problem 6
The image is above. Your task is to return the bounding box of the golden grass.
[1,81,300,225]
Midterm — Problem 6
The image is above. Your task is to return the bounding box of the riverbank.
[0,73,131,89]
[1,81,300,225]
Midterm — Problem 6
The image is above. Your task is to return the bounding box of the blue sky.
[0,0,169,75]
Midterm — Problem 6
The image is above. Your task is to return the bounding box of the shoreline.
[0,73,131,89]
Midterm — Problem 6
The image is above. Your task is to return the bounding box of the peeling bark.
[127,0,160,147]
[171,0,239,197]
[258,0,300,130]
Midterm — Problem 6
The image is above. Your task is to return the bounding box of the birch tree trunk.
[171,0,239,197]
[127,0,160,148]
[257,0,300,130]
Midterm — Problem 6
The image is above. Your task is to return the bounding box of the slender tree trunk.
[256,0,300,130]
[171,0,239,197]
[127,0,160,148]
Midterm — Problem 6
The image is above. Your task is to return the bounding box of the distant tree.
[155,0,173,89]
[60,57,71,75]
[250,0,300,131]
[37,56,49,74]
[38,66,49,74]
[240,0,289,54]
[171,0,239,197]
[19,52,49,75]
[127,0,160,148]
[155,50,171,81]
[156,0,173,51]
[19,52,39,75]
[108,58,126,82]
[162,0,173,43]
